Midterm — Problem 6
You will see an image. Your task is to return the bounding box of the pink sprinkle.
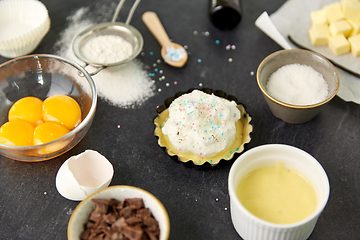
[174,81,178,85]
[200,153,202,155]
[210,115,212,117]
[117,125,121,129]
[192,123,195,125]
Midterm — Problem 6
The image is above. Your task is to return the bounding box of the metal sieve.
[72,0,143,75]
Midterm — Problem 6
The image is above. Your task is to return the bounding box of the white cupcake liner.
[0,0,50,58]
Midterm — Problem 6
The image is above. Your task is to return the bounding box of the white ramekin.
[228,144,330,240]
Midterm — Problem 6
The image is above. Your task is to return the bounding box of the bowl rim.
[0,54,97,151]
[67,185,170,240]
[256,49,340,109]
[228,144,330,229]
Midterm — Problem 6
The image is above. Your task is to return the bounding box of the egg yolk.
[0,120,34,146]
[8,96,43,126]
[42,95,81,130]
[34,122,70,145]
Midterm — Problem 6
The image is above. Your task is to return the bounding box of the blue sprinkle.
[236,148,239,151]
[188,52,191,55]
[230,151,233,154]
[210,160,213,163]
[150,52,154,56]
[210,121,212,124]
[154,68,158,72]
[221,133,223,136]
[215,40,220,44]
[208,137,211,140]
[197,59,202,63]
[204,130,207,133]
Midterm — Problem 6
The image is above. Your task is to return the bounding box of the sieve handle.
[112,0,142,25]
[142,11,171,47]
[82,63,106,76]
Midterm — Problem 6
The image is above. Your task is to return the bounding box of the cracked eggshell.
[55,150,114,201]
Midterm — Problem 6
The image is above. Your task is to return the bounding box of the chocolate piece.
[119,206,132,218]
[92,199,109,214]
[80,198,160,240]
[125,198,144,210]
[125,216,142,225]
[135,208,151,219]
[122,225,143,240]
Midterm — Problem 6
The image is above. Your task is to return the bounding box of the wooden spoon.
[142,11,188,68]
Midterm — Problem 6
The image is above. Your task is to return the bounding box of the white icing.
[162,90,241,157]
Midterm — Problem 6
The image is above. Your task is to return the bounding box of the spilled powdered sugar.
[53,6,155,108]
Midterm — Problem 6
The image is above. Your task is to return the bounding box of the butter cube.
[348,34,360,56]
[329,35,350,55]
[311,10,328,24]
[309,24,330,45]
[324,2,344,22]
[329,19,353,37]
[348,19,360,36]
[342,0,360,22]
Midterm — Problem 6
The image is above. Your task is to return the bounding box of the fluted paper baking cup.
[154,88,253,166]
[0,0,50,58]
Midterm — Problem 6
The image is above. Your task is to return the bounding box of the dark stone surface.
[0,0,359,239]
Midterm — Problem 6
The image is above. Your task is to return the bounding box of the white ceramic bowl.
[68,185,170,240]
[0,0,50,58]
[228,144,329,240]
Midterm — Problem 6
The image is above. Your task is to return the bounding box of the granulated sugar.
[266,64,329,105]
[54,7,155,108]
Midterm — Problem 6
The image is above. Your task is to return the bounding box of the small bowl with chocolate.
[68,185,170,240]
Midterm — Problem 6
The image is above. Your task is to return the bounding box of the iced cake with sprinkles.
[154,89,253,166]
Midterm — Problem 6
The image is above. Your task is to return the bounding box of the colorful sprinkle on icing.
[161,90,241,157]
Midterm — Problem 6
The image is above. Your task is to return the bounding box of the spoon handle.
[142,11,171,47]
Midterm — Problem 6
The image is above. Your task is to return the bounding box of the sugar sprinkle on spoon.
[142,11,188,68]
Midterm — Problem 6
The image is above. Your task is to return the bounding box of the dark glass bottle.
[210,0,242,30]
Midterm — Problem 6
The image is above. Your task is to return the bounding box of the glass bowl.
[0,54,97,161]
